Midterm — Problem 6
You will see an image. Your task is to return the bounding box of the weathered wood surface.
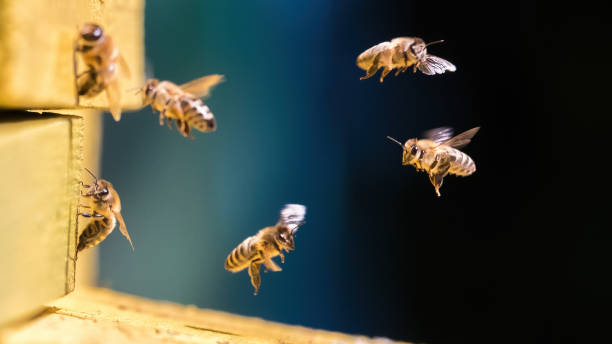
[1,287,412,344]
[0,113,83,325]
[0,0,145,112]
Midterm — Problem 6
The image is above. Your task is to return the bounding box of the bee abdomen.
[225,237,257,272]
[449,150,476,176]
[182,100,216,132]
[77,217,113,252]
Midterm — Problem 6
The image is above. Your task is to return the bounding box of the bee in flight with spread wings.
[141,74,225,138]
[387,127,480,197]
[357,37,456,82]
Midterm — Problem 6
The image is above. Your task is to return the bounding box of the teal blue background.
[96,1,611,343]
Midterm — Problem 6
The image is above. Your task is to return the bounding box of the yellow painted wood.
[1,287,411,344]
[0,113,83,325]
[0,0,145,113]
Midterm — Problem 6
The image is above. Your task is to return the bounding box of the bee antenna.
[386,136,404,149]
[84,168,98,183]
[425,40,444,47]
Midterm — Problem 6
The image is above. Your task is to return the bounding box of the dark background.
[98,1,611,343]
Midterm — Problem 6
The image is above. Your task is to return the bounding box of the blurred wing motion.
[422,127,454,144]
[442,127,480,149]
[417,55,457,75]
[179,74,225,99]
[278,204,306,233]
[115,211,134,250]
[106,79,122,121]
[119,54,131,79]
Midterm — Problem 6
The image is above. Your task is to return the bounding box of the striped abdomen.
[225,236,258,272]
[77,216,115,252]
[179,98,216,132]
[447,148,476,176]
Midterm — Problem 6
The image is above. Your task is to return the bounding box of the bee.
[387,127,480,197]
[225,204,306,295]
[357,37,456,82]
[73,23,130,121]
[77,169,134,254]
[141,74,224,138]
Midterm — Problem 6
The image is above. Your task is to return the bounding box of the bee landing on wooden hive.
[357,37,456,82]
[73,23,131,121]
[140,74,224,138]
[225,204,306,295]
[387,127,479,197]
[77,169,134,256]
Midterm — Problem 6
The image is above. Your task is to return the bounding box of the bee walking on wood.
[141,74,224,138]
[73,23,130,121]
[77,169,134,254]
[357,37,456,82]
[387,127,480,197]
[225,204,306,295]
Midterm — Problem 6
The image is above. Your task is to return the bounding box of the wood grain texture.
[0,113,83,325]
[1,287,411,344]
[0,0,144,112]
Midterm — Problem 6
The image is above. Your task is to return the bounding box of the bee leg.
[166,118,174,129]
[379,67,392,82]
[159,112,166,127]
[248,262,262,295]
[279,252,285,264]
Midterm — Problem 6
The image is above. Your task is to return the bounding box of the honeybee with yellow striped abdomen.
[357,37,456,82]
[387,127,480,197]
[77,169,133,254]
[141,74,224,138]
[225,204,306,295]
[74,23,130,121]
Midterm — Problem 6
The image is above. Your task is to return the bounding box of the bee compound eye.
[83,26,103,41]
[411,145,419,155]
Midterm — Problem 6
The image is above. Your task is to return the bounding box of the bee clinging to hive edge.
[73,23,131,121]
[77,169,134,254]
[225,204,306,295]
[141,74,224,138]
[357,37,456,82]
[387,127,480,197]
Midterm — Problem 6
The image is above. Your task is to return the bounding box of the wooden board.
[0,113,83,325]
[1,287,412,344]
[0,0,145,112]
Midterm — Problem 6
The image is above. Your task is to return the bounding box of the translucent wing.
[179,74,225,99]
[278,204,306,233]
[442,127,480,149]
[115,211,134,250]
[118,54,131,79]
[105,79,122,121]
[422,127,454,144]
[417,55,456,75]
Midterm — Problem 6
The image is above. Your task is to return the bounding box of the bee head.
[411,39,444,62]
[277,226,296,251]
[142,79,159,104]
[79,23,104,42]
[402,138,420,165]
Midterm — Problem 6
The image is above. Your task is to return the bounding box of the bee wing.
[119,54,131,79]
[278,204,306,233]
[442,127,480,149]
[114,211,134,250]
[178,74,225,99]
[105,79,122,121]
[417,55,456,75]
[422,127,454,144]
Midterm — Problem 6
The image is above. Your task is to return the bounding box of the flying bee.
[225,204,306,295]
[77,169,134,254]
[357,37,456,82]
[74,23,131,121]
[387,127,480,197]
[141,74,224,138]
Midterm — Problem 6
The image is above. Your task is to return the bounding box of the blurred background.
[95,1,610,343]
